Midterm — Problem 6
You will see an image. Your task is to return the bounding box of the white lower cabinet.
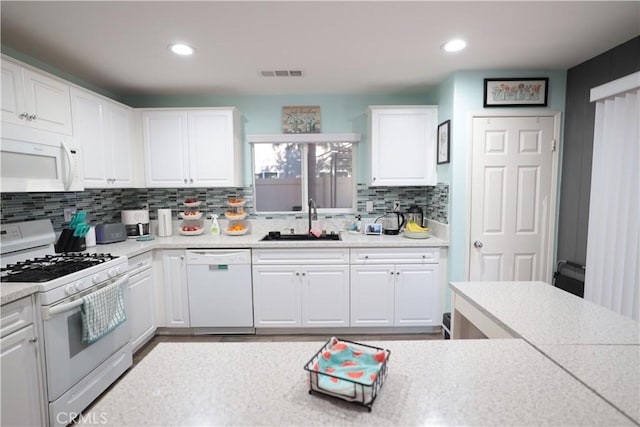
[252,265,301,327]
[301,265,350,327]
[393,263,440,326]
[350,248,441,328]
[1,297,45,427]
[350,264,395,326]
[128,253,156,352]
[161,250,190,327]
[252,249,350,328]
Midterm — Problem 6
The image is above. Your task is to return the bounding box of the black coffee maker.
[407,205,424,227]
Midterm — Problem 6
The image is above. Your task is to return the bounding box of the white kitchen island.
[450,281,640,424]
[78,339,634,426]
[449,281,639,344]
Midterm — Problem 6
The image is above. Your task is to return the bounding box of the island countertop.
[78,339,634,426]
[449,281,640,424]
[450,281,639,345]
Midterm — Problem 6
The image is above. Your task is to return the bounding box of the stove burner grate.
[1,253,117,283]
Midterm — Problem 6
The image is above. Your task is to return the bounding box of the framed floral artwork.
[483,78,548,107]
[282,106,321,133]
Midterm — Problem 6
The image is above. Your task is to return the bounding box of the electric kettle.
[382,211,405,235]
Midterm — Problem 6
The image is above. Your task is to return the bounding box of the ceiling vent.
[259,70,304,77]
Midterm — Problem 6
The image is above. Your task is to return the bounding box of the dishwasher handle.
[185,249,251,265]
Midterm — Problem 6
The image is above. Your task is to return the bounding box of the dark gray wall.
[557,36,640,266]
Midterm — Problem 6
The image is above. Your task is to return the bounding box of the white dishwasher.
[186,249,254,331]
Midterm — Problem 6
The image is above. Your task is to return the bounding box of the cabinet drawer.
[128,252,153,275]
[1,297,33,338]
[350,248,439,264]
[252,248,349,265]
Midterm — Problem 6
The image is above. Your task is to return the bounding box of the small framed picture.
[365,223,382,235]
[282,106,321,133]
[483,77,549,107]
[437,120,450,165]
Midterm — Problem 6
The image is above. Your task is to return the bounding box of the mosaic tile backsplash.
[1,184,448,232]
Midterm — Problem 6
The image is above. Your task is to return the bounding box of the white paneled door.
[469,115,558,282]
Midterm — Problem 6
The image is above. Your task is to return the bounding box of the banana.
[406,220,429,232]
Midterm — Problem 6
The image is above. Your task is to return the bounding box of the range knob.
[92,274,102,284]
[75,281,83,292]
[108,268,118,278]
[116,265,126,275]
[64,284,76,295]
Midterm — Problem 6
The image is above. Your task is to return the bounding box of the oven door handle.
[45,298,84,318]
[42,275,129,320]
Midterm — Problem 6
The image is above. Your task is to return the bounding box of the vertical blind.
[585,72,640,320]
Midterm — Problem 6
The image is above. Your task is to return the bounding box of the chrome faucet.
[308,198,318,234]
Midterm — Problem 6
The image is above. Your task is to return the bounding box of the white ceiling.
[1,1,638,97]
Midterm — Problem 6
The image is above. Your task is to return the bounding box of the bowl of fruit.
[179,211,203,220]
[403,220,430,239]
[183,198,201,208]
[227,198,246,207]
[225,222,249,236]
[180,224,204,236]
[224,210,247,220]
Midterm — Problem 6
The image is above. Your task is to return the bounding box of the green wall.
[443,69,567,311]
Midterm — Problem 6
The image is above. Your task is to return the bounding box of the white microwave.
[1,123,83,192]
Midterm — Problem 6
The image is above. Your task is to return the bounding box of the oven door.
[41,274,131,401]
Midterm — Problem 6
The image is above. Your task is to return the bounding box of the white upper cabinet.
[368,106,438,186]
[71,88,135,188]
[1,58,73,135]
[143,108,243,188]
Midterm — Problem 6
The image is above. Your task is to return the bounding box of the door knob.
[474,240,483,249]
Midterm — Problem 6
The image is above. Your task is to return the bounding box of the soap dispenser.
[210,214,220,235]
[355,215,362,233]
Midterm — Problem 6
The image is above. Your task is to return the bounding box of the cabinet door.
[71,89,109,187]
[369,106,437,186]
[128,269,156,352]
[394,264,440,326]
[23,68,72,134]
[161,250,190,327]
[1,60,26,126]
[105,103,134,187]
[350,264,395,327]
[188,109,236,186]
[252,265,301,327]
[1,325,44,427]
[302,265,349,327]
[143,111,189,187]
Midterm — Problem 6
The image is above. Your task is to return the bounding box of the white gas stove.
[1,219,132,427]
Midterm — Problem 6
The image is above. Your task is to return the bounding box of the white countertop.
[537,344,640,422]
[450,281,640,345]
[78,339,634,426]
[1,222,448,305]
[88,228,448,259]
[0,283,40,306]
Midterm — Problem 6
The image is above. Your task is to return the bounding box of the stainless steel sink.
[260,232,341,241]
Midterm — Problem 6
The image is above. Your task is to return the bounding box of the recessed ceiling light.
[442,39,467,53]
[168,43,194,56]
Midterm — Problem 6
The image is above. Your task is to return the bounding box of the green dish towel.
[81,282,126,344]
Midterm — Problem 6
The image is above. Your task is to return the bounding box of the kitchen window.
[249,133,360,214]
